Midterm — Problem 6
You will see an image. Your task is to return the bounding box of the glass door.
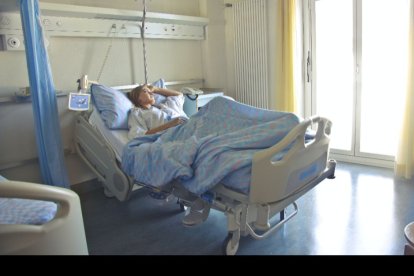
[309,0,409,164]
[311,0,355,155]
[358,0,409,158]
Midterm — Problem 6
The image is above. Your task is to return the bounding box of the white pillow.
[90,79,168,129]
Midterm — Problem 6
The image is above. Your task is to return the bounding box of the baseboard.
[330,153,394,169]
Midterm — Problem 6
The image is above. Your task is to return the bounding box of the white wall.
[0,0,208,184]
[200,0,227,94]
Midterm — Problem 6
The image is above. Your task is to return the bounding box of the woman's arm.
[150,86,182,97]
[145,118,185,135]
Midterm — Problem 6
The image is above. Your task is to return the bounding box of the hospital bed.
[0,177,88,255]
[74,83,336,255]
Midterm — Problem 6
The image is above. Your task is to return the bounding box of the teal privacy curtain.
[20,0,69,188]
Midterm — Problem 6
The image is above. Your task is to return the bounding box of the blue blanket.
[122,97,300,195]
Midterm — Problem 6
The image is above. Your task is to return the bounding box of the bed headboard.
[112,79,204,91]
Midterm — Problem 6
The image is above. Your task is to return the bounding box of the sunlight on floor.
[311,166,396,254]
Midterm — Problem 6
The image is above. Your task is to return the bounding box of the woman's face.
[138,85,155,106]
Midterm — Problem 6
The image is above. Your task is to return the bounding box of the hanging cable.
[137,0,149,84]
[97,24,118,83]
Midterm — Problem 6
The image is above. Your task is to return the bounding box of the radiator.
[233,0,269,109]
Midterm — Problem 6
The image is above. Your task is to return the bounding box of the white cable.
[97,24,118,83]
[138,0,149,84]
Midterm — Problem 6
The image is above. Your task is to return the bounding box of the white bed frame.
[74,84,336,255]
[0,180,88,255]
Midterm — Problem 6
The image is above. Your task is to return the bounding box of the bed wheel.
[327,159,337,179]
[222,233,239,256]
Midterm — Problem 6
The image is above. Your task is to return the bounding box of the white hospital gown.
[128,94,187,139]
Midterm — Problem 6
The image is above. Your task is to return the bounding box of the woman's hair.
[127,85,145,107]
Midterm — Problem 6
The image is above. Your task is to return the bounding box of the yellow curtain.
[395,2,414,179]
[275,0,296,112]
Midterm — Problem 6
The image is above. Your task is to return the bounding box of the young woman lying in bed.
[126,84,207,226]
[126,84,188,138]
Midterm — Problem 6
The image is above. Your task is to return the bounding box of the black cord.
[185,94,199,101]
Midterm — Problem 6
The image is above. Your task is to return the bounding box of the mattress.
[88,107,129,161]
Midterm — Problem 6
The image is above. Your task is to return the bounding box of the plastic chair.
[0,180,88,255]
[404,222,414,255]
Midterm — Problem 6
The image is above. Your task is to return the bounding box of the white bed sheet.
[88,107,129,161]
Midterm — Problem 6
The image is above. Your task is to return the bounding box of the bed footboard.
[74,113,133,201]
[250,116,332,204]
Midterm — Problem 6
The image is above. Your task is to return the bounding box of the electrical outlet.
[0,34,25,51]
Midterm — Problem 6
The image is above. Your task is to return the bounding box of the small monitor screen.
[68,93,90,111]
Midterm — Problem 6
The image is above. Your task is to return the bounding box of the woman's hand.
[167,118,186,128]
[146,84,156,93]
[145,118,186,135]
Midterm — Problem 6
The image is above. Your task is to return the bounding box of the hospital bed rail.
[250,116,332,204]
[75,111,135,201]
[183,116,336,255]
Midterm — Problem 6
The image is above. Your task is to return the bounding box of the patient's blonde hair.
[127,85,145,107]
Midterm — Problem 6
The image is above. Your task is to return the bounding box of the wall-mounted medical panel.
[0,2,208,44]
[37,2,208,26]
[0,13,206,41]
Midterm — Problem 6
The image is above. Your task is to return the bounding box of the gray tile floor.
[76,162,414,255]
